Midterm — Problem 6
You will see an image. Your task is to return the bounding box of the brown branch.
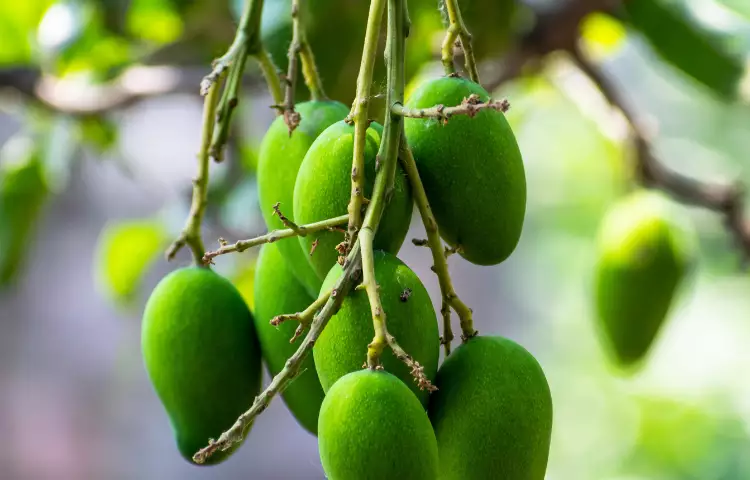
[0,66,265,116]
[391,94,509,123]
[570,46,750,260]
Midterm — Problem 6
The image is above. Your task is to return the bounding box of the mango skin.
[253,243,325,435]
[141,267,262,465]
[258,100,349,297]
[429,336,553,480]
[595,190,694,368]
[314,251,439,405]
[318,370,439,480]
[294,120,413,279]
[404,76,526,266]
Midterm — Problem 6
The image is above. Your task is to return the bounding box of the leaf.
[231,259,257,311]
[621,0,746,100]
[0,0,54,65]
[0,136,49,287]
[580,12,628,59]
[95,219,169,306]
[78,115,118,153]
[126,0,183,45]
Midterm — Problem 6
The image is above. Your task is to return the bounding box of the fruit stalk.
[440,0,480,83]
[345,0,386,247]
[209,42,250,162]
[398,135,475,349]
[361,0,433,392]
[570,46,750,261]
[363,0,405,368]
[254,47,285,106]
[391,95,509,120]
[200,0,265,95]
[166,77,224,263]
[293,0,326,101]
[201,213,349,264]
[193,241,364,464]
[277,0,303,133]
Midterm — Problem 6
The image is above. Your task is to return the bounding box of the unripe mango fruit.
[594,190,694,368]
[253,243,325,435]
[141,267,262,464]
[429,336,553,480]
[258,100,349,297]
[404,76,526,265]
[294,121,413,278]
[313,250,439,405]
[318,370,439,480]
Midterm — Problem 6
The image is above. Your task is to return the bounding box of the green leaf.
[78,115,118,153]
[621,0,746,100]
[0,136,49,287]
[230,258,257,311]
[126,0,183,44]
[0,0,54,65]
[37,0,133,79]
[95,219,169,306]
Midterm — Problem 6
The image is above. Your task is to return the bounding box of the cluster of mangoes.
[141,72,553,477]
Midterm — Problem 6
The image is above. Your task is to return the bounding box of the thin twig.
[345,0,386,250]
[391,94,509,122]
[570,46,750,261]
[399,134,476,348]
[272,288,333,343]
[273,0,302,134]
[202,214,349,264]
[166,76,225,262]
[200,0,265,95]
[209,42,249,163]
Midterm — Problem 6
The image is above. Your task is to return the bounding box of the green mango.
[253,243,325,435]
[313,250,439,405]
[294,120,413,279]
[141,267,262,465]
[594,190,694,368]
[257,100,349,297]
[429,336,553,480]
[404,76,526,266]
[318,370,439,480]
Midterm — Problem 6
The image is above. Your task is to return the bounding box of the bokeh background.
[2,0,750,478]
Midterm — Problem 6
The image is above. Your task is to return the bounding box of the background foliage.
[1,0,750,478]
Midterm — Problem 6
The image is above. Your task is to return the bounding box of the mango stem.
[440,0,480,83]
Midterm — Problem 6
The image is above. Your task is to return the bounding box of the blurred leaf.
[719,0,750,20]
[580,12,627,59]
[37,0,132,78]
[95,219,169,306]
[127,0,183,44]
[42,115,78,192]
[621,0,746,100]
[0,135,49,287]
[0,0,54,65]
[231,258,256,311]
[78,115,118,153]
[36,0,88,58]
